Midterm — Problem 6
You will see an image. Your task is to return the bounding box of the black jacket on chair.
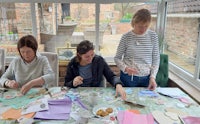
[64,55,122,88]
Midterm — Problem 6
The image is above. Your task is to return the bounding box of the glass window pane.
[0,2,158,65]
[0,3,32,57]
[40,3,95,64]
[164,1,199,75]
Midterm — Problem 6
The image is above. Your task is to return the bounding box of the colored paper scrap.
[2,108,35,120]
[34,97,72,120]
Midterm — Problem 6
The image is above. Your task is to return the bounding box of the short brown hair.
[131,9,151,27]
[17,35,38,56]
[76,40,94,62]
[77,40,94,54]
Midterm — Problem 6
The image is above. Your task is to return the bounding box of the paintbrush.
[45,88,52,97]
[124,100,145,108]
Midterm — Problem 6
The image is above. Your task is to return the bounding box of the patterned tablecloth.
[0,87,199,124]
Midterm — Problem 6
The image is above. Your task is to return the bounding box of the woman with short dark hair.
[0,35,55,94]
[64,40,126,100]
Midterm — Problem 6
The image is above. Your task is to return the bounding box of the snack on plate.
[96,107,113,117]
[106,108,113,113]
[96,109,104,116]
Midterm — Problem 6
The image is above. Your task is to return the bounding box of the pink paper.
[178,97,192,104]
[123,111,154,124]
[181,116,200,124]
[117,111,125,124]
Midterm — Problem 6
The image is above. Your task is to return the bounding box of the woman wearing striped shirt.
[114,9,160,90]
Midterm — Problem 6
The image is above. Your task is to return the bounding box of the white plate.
[78,109,93,118]
[92,104,117,118]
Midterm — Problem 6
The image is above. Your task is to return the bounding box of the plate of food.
[92,104,117,118]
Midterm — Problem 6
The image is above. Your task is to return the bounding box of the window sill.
[169,71,200,104]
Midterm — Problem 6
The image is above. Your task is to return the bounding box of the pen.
[131,74,133,81]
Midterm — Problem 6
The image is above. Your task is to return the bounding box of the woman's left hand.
[115,84,126,100]
[21,82,33,95]
[148,77,157,90]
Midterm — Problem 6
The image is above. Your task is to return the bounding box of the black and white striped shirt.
[114,29,160,78]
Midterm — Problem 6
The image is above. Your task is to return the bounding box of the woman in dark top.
[64,40,126,99]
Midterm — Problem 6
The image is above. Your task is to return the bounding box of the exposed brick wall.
[165,17,198,64]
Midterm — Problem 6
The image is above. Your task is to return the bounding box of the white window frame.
[2,0,200,90]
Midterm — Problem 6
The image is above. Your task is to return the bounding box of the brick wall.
[165,17,198,64]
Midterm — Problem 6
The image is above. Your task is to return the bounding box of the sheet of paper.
[117,110,154,124]
[125,88,133,95]
[128,110,140,114]
[0,89,42,109]
[139,90,159,97]
[34,97,72,120]
[21,98,49,115]
[1,108,35,120]
[123,111,154,124]
[117,111,125,124]
[0,104,10,115]
[152,110,178,124]
[180,116,200,124]
[156,87,185,98]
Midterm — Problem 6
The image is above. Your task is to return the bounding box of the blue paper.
[125,88,133,95]
[138,90,159,97]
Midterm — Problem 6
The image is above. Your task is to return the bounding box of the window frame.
[1,0,200,90]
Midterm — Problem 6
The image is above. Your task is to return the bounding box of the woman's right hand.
[115,84,126,100]
[5,80,19,89]
[125,67,139,76]
[73,76,83,87]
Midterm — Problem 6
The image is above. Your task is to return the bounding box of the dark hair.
[77,40,94,54]
[17,35,38,57]
[131,9,151,27]
[76,40,94,62]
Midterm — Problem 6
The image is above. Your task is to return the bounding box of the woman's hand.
[115,84,126,100]
[21,81,33,95]
[148,77,157,90]
[125,67,139,76]
[73,76,83,87]
[5,80,19,89]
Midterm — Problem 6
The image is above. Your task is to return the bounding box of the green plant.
[8,31,14,34]
[65,16,71,20]
[114,3,135,19]
[122,13,132,20]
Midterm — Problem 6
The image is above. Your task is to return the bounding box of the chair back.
[0,48,5,77]
[40,52,59,87]
[156,54,169,87]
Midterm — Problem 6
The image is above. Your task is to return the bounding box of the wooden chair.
[0,48,5,77]
[40,52,59,87]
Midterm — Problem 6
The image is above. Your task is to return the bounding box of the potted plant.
[65,16,72,22]
[8,31,14,41]
[120,13,133,23]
